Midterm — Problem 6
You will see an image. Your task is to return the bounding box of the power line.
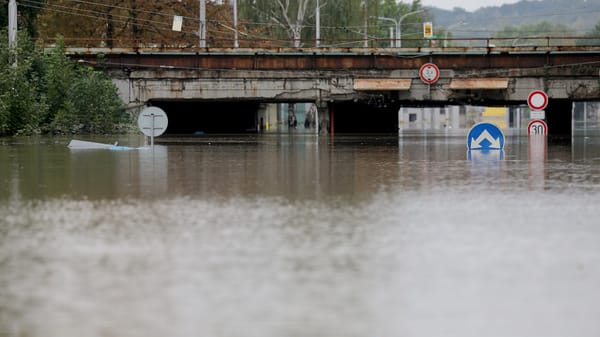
[23,0,173,28]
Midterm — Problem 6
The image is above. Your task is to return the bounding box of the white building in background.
[399,106,467,130]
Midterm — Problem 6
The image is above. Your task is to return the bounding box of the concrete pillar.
[257,103,268,132]
[316,101,330,134]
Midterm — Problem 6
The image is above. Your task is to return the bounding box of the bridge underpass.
[146,98,581,136]
[72,46,599,137]
[150,100,260,134]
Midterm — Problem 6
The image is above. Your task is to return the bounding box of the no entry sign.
[527,90,548,111]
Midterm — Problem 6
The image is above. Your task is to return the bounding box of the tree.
[0,0,44,36]
[577,21,600,46]
[0,31,127,136]
[0,30,47,135]
[493,21,575,47]
[38,0,236,48]
[238,0,319,47]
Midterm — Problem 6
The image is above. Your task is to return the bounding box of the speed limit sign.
[419,63,440,84]
[527,119,548,136]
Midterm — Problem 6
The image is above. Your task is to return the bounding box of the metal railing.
[42,36,600,52]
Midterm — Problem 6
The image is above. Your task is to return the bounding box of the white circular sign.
[138,106,168,137]
[527,119,548,136]
[527,90,548,111]
[419,63,440,84]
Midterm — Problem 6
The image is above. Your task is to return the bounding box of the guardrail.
[43,36,600,52]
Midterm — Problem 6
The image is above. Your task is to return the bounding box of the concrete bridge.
[71,45,600,135]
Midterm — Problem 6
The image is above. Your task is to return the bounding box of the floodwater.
[1,132,600,337]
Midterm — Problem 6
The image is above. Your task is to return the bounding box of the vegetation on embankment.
[0,32,129,136]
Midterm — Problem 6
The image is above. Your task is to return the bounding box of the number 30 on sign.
[527,119,548,136]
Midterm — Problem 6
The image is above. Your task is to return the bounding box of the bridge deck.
[69,46,600,72]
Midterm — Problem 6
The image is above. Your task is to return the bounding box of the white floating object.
[68,140,133,151]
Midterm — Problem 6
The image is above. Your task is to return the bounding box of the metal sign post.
[8,0,17,66]
[138,107,169,147]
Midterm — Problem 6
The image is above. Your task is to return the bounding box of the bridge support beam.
[316,101,330,134]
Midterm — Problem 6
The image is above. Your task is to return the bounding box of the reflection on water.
[2,133,599,201]
[2,134,600,337]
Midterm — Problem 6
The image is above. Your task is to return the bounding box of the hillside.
[428,0,600,38]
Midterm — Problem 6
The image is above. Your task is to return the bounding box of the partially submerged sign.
[138,106,169,146]
[138,107,168,138]
[467,122,505,150]
[528,119,548,136]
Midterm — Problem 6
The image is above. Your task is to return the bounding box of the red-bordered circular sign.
[527,119,548,136]
[527,90,548,111]
[419,63,440,84]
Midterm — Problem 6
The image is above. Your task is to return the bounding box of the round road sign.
[527,90,548,111]
[138,106,168,137]
[419,63,440,84]
[527,119,548,136]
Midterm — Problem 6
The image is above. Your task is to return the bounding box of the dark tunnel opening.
[151,100,260,134]
[331,101,400,133]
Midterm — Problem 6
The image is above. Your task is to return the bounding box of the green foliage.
[61,67,126,134]
[492,21,576,46]
[577,21,600,46]
[42,36,76,128]
[0,30,47,135]
[0,32,127,136]
[0,0,44,36]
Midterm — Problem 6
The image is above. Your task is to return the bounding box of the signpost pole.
[151,113,155,147]
[8,0,17,67]
[199,0,206,48]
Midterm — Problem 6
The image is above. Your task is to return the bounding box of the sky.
[419,0,527,12]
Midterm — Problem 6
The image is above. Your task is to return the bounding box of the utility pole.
[233,0,239,48]
[8,0,17,66]
[315,0,320,48]
[199,0,206,48]
[363,1,368,48]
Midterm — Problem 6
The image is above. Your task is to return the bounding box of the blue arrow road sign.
[467,122,505,150]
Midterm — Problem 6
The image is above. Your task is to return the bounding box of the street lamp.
[316,0,320,47]
[377,9,424,48]
[443,21,465,48]
[376,16,398,47]
[397,9,424,48]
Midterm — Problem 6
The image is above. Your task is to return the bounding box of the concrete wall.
[110,68,599,109]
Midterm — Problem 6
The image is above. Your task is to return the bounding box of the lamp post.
[316,0,320,47]
[376,16,397,47]
[396,9,424,48]
[377,9,424,48]
[443,21,465,48]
